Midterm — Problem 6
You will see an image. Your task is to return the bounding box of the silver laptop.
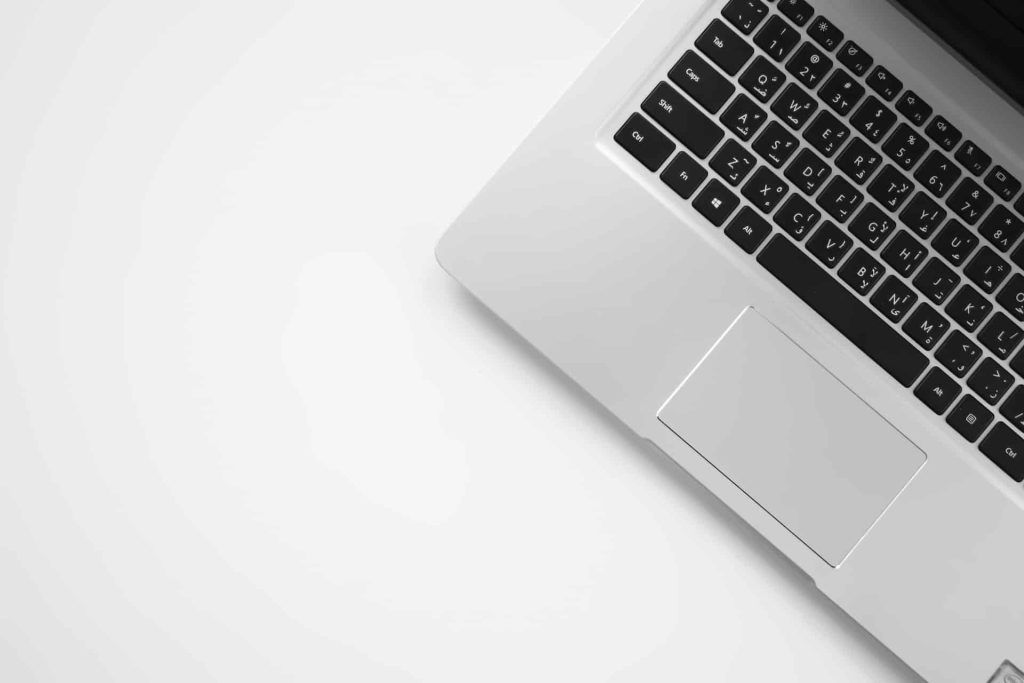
[436,0,1024,680]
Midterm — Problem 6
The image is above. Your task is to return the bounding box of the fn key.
[615,114,674,171]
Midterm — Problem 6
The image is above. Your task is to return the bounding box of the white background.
[0,1,921,680]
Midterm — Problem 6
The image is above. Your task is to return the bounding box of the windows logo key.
[990,661,1024,683]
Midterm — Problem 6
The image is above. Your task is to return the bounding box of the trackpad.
[658,308,925,567]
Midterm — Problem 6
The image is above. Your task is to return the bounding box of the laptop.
[436,0,1024,680]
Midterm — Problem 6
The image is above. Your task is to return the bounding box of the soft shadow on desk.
[443,279,923,683]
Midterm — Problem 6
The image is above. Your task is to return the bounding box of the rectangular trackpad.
[658,308,925,566]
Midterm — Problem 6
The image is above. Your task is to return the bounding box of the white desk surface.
[0,1,921,680]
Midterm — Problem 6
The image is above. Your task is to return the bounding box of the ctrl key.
[615,113,674,171]
[979,423,1024,482]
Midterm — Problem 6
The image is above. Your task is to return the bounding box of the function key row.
[895,91,931,127]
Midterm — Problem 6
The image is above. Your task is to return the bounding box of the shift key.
[642,82,725,159]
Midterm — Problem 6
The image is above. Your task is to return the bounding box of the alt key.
[914,367,961,414]
[725,206,772,253]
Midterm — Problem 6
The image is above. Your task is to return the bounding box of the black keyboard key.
[936,330,982,377]
[722,0,770,34]
[955,140,992,177]
[771,83,819,130]
[807,220,852,267]
[807,15,844,51]
[946,177,993,225]
[968,249,1012,293]
[882,123,929,171]
[914,367,961,414]
[740,56,786,102]
[758,236,926,386]
[947,395,993,443]
[925,115,962,152]
[914,258,960,305]
[785,148,832,195]
[980,205,1024,252]
[755,15,801,62]
[871,275,917,322]
[868,165,914,212]
[660,150,709,199]
[753,121,799,167]
[1012,240,1024,272]
[720,94,768,140]
[895,90,932,127]
[726,206,774,253]
[985,165,1022,203]
[836,137,882,185]
[803,111,849,157]
[615,114,675,171]
[932,219,978,267]
[1012,347,1024,380]
[881,230,927,276]
[816,176,863,222]
[773,193,821,240]
[946,284,992,332]
[850,203,896,249]
[642,82,725,159]
[899,192,946,239]
[979,423,1024,482]
[837,40,873,76]
[968,358,1014,405]
[850,96,897,144]
[998,274,1024,321]
[693,178,741,226]
[697,19,755,76]
[839,247,886,294]
[779,0,813,26]
[819,69,864,116]
[965,246,1011,294]
[1016,194,1024,220]
[914,150,961,199]
[903,302,950,350]
[999,386,1024,433]
[711,139,758,186]
[743,166,790,213]
[865,65,901,101]
[979,312,1024,360]
[786,43,832,89]
[668,51,737,114]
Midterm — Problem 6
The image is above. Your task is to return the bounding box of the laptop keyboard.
[614,0,1024,485]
